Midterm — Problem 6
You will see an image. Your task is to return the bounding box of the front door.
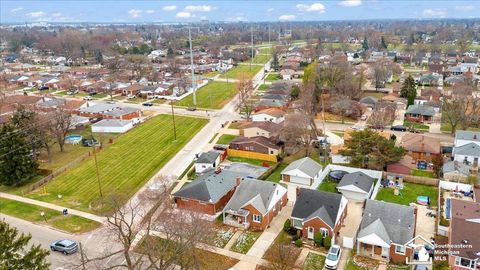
[307,227,314,239]
[381,247,389,258]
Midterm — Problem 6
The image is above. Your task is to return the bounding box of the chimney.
[296,186,301,198]
[412,205,418,236]
[235,177,241,186]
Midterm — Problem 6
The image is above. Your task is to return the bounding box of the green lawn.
[216,134,237,145]
[227,156,274,167]
[258,84,269,91]
[404,121,429,131]
[0,197,100,233]
[265,73,280,81]
[221,65,262,80]
[266,163,288,183]
[411,169,435,178]
[126,97,147,103]
[304,252,326,270]
[318,179,338,193]
[250,54,271,64]
[174,81,237,109]
[361,91,387,99]
[92,93,108,99]
[230,231,261,254]
[375,182,438,207]
[27,115,208,214]
[258,47,272,54]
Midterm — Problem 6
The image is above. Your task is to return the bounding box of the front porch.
[357,242,390,263]
[223,209,250,229]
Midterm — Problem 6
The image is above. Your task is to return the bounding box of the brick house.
[76,104,141,120]
[404,104,435,123]
[356,200,417,264]
[400,133,441,162]
[222,178,288,231]
[173,169,249,215]
[291,188,348,244]
[229,136,281,155]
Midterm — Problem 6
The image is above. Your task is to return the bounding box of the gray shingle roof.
[103,107,139,117]
[358,200,415,245]
[79,103,118,114]
[442,161,471,176]
[456,130,480,142]
[223,178,282,215]
[291,189,342,229]
[173,169,249,203]
[337,171,374,193]
[281,157,323,178]
[405,104,435,116]
[196,151,220,164]
[454,143,480,157]
[92,119,132,127]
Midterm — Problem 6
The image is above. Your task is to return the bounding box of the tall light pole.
[171,101,177,141]
[91,132,103,200]
[189,27,197,107]
[250,26,254,71]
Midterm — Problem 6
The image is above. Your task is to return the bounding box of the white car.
[325,245,342,269]
[83,96,93,101]
[360,114,368,121]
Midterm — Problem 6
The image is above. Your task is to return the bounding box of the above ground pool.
[65,134,83,144]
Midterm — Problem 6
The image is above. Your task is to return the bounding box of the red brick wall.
[301,205,347,239]
[389,245,412,264]
[244,192,288,231]
[174,189,236,215]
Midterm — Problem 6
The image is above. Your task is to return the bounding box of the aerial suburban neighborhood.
[1,1,480,270]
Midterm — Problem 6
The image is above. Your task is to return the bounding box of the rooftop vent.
[462,240,469,245]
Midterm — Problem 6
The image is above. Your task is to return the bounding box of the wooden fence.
[227,149,277,162]
[387,172,439,186]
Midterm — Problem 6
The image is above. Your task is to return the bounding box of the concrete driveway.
[415,204,436,240]
[338,201,364,248]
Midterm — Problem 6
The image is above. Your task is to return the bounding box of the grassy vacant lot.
[231,231,261,254]
[140,236,238,270]
[175,81,237,109]
[216,134,237,145]
[27,115,208,214]
[0,197,100,233]
[411,169,435,178]
[221,65,262,80]
[375,182,438,207]
[304,252,326,270]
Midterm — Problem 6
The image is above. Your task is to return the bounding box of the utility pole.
[171,102,177,141]
[91,132,103,200]
[250,26,254,71]
[189,27,197,107]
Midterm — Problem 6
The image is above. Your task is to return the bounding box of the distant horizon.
[1,1,479,24]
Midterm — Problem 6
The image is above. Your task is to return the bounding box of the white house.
[195,151,221,173]
[453,130,480,166]
[454,130,480,148]
[91,119,134,133]
[281,157,323,186]
[252,108,286,124]
[280,69,294,80]
[336,171,375,201]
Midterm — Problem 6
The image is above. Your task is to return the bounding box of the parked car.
[38,86,49,91]
[368,124,384,130]
[127,94,135,99]
[82,138,100,147]
[325,245,342,269]
[67,89,79,95]
[88,91,97,96]
[187,106,197,111]
[391,125,407,132]
[50,239,78,255]
[142,102,153,107]
[83,96,93,101]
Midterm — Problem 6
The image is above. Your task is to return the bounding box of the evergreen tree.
[271,52,279,71]
[0,220,50,269]
[380,36,388,50]
[0,124,38,186]
[362,36,369,51]
[400,75,417,106]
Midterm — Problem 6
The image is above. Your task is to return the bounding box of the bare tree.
[264,241,298,270]
[236,73,254,119]
[443,95,480,134]
[331,98,353,123]
[281,113,317,156]
[48,108,72,152]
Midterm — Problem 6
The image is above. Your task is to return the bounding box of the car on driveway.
[325,245,342,269]
[187,106,197,111]
[142,101,153,106]
[50,239,78,255]
[391,125,407,131]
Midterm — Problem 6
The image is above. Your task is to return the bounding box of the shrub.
[283,219,292,232]
[323,236,332,249]
[295,239,303,247]
[313,232,323,247]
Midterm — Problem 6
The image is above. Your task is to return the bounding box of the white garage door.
[340,190,366,201]
[290,176,310,186]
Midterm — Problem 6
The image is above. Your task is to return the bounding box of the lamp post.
[91,132,103,200]
[171,101,177,141]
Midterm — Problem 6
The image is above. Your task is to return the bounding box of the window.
[292,218,302,229]
[395,245,406,255]
[252,214,262,223]
[320,228,329,237]
[455,257,476,269]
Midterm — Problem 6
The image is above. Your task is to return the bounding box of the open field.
[375,182,438,206]
[175,81,237,109]
[250,54,271,64]
[27,115,208,214]
[221,65,263,80]
[0,197,100,233]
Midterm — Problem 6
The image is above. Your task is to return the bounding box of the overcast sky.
[1,1,479,23]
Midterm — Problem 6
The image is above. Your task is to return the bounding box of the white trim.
[394,244,406,255]
[252,214,262,223]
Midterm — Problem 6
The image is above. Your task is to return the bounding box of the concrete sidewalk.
[0,192,106,224]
